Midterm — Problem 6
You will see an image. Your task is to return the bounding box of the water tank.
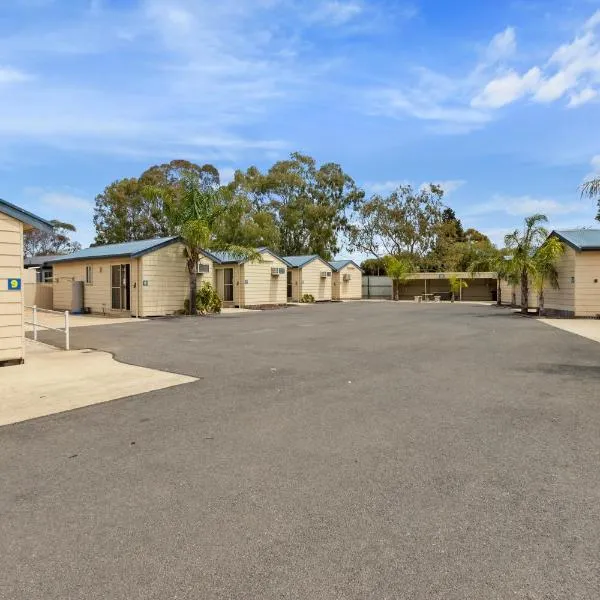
[71,281,84,313]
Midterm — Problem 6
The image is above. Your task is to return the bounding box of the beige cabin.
[284,255,333,302]
[499,230,600,317]
[204,247,288,308]
[0,199,53,365]
[51,237,193,317]
[330,260,363,300]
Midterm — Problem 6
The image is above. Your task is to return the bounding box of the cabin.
[330,260,363,300]
[203,247,289,308]
[283,255,333,302]
[541,229,600,317]
[50,237,189,317]
[0,199,53,365]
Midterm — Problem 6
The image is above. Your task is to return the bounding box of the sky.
[2,0,600,257]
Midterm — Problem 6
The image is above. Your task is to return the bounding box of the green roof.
[203,247,289,265]
[283,255,322,268]
[0,198,53,232]
[329,259,363,272]
[552,229,600,251]
[48,237,180,263]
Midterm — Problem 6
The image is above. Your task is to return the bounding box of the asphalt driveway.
[3,302,600,599]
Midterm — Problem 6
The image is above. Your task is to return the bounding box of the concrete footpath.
[540,318,600,344]
[0,340,197,427]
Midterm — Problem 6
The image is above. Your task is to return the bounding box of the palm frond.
[580,177,600,199]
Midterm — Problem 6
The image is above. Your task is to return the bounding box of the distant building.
[24,254,63,283]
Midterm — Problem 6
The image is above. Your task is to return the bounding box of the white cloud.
[363,179,409,194]
[364,179,466,196]
[584,10,600,31]
[309,1,363,25]
[25,187,93,213]
[368,88,491,132]
[367,25,521,132]
[472,67,541,108]
[0,66,31,84]
[431,180,466,195]
[582,154,600,182]
[568,87,597,107]
[0,0,304,160]
[467,194,589,217]
[487,27,517,61]
[474,12,600,110]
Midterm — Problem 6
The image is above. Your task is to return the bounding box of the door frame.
[223,267,234,303]
[110,263,131,311]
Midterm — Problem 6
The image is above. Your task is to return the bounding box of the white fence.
[25,305,70,350]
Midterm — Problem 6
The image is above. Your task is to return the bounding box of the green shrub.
[184,282,222,315]
[197,281,222,314]
[300,293,315,303]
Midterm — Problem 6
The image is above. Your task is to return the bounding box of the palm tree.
[531,236,564,315]
[384,256,412,300]
[503,214,555,315]
[151,172,258,315]
[448,276,468,302]
[580,177,600,221]
[468,247,514,306]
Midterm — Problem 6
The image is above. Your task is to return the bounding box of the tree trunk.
[539,289,544,316]
[520,270,528,315]
[496,278,502,306]
[188,265,198,316]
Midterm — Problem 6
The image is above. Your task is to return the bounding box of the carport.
[0,199,53,366]
[398,272,498,301]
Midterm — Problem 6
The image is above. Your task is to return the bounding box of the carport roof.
[24,254,64,267]
[552,229,600,251]
[47,236,180,263]
[329,259,363,272]
[0,198,53,232]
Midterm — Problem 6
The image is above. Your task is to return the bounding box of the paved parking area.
[2,302,600,599]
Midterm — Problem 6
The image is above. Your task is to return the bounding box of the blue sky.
[2,0,600,255]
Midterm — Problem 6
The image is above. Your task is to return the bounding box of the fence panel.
[24,283,53,309]
[362,276,392,299]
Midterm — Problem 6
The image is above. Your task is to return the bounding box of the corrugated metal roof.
[48,237,180,263]
[329,259,363,272]
[206,250,245,264]
[552,229,600,251]
[283,255,321,268]
[24,254,64,267]
[206,247,291,266]
[0,198,53,232]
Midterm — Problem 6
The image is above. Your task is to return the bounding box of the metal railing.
[25,305,70,351]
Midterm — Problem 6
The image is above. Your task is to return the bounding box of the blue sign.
[7,278,21,291]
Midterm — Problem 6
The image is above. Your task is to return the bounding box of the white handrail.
[25,305,70,351]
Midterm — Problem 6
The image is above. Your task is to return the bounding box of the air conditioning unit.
[343,274,352,282]
[321,271,332,278]
[271,267,285,276]
[197,262,210,274]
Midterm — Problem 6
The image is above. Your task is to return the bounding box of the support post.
[459,280,463,302]
[64,311,70,351]
[33,305,38,341]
